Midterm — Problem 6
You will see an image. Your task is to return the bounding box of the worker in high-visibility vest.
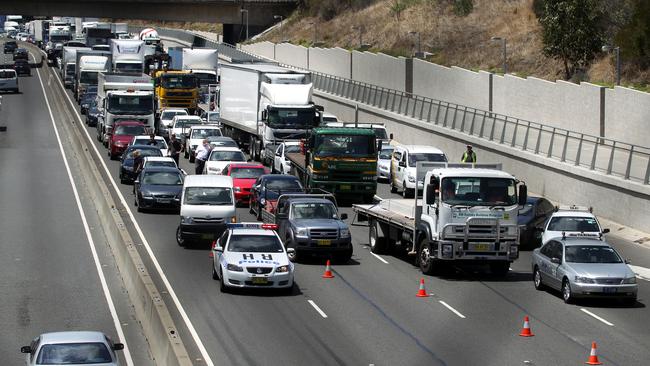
[461,145,477,163]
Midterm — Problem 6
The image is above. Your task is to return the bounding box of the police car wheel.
[562,278,573,304]
[212,264,219,280]
[219,269,229,293]
[533,267,545,290]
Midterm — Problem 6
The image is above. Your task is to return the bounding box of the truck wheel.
[403,182,413,198]
[418,238,436,275]
[176,226,186,247]
[490,261,510,276]
[369,220,387,254]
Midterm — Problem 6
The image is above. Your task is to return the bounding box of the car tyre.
[219,268,229,293]
[533,267,545,290]
[562,278,574,304]
[403,182,414,198]
[176,226,186,247]
[418,238,436,275]
[212,264,219,280]
[369,220,387,254]
[622,296,637,306]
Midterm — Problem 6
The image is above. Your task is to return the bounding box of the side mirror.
[20,346,31,354]
[624,259,631,264]
[134,180,139,184]
[261,109,268,121]
[214,244,223,252]
[287,248,296,255]
[340,213,348,220]
[518,184,528,206]
[602,228,610,234]
[399,161,406,167]
[113,343,124,351]
[551,257,562,264]
[389,133,394,140]
[425,184,436,205]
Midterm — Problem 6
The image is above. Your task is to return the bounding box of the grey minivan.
[0,69,19,93]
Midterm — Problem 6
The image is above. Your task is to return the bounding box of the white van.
[177,175,236,246]
[390,145,447,197]
[0,69,19,93]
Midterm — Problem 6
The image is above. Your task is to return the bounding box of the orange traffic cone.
[416,278,429,297]
[519,316,534,337]
[322,260,334,278]
[585,342,603,365]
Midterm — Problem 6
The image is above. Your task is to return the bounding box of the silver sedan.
[531,237,638,304]
[21,331,124,365]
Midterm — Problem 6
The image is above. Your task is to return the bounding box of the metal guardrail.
[308,72,650,185]
[127,25,650,185]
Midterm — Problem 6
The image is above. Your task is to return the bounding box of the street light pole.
[240,9,249,41]
[273,15,284,42]
[408,31,421,57]
[491,36,507,74]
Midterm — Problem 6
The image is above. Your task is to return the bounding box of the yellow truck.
[153,70,199,114]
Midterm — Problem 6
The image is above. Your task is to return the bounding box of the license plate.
[157,199,171,203]
[472,243,491,251]
[340,185,351,191]
[252,277,268,284]
[201,234,213,240]
[603,287,617,293]
[317,239,332,246]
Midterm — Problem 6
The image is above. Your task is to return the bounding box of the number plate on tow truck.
[317,239,332,246]
[472,243,491,251]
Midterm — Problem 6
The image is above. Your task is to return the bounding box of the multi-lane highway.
[5,39,650,365]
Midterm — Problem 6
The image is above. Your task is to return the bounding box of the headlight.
[295,227,308,238]
[227,263,243,272]
[114,141,125,147]
[408,175,416,183]
[442,244,453,258]
[574,276,595,284]
[259,198,266,206]
[142,193,153,198]
[340,227,350,237]
[276,265,289,273]
[622,277,637,284]
[181,216,193,224]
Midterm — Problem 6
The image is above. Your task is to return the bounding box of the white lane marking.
[370,251,389,264]
[49,61,215,366]
[628,264,650,281]
[35,59,134,366]
[438,301,466,319]
[307,300,328,318]
[580,308,614,326]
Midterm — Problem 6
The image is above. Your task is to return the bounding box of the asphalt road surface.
[12,39,650,366]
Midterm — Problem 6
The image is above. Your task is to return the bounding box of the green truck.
[286,127,378,203]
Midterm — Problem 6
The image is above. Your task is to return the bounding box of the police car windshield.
[228,235,283,252]
[548,217,600,232]
[565,246,622,264]
[441,177,517,206]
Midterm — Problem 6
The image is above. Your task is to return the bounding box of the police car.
[541,205,610,245]
[212,223,295,293]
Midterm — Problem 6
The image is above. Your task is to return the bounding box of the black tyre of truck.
[369,220,387,254]
[418,238,436,275]
[176,226,186,247]
[490,261,510,276]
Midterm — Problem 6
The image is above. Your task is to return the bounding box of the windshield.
[285,145,301,154]
[174,120,201,129]
[373,128,388,140]
[107,95,153,115]
[230,167,265,179]
[547,217,600,232]
[228,234,283,253]
[161,74,197,88]
[145,161,177,168]
[114,125,145,135]
[162,111,187,120]
[37,343,112,364]
[292,202,337,219]
[194,72,216,86]
[142,171,183,185]
[209,150,246,162]
[408,153,447,167]
[267,108,317,129]
[116,63,143,73]
[565,245,622,264]
[79,71,99,84]
[65,64,75,73]
[126,148,162,158]
[82,93,97,103]
[183,187,233,205]
[208,113,220,123]
[265,179,303,199]
[50,35,70,43]
[133,138,167,149]
[441,177,517,206]
[0,71,16,79]
[208,138,238,148]
[313,134,376,157]
[379,147,394,159]
[191,128,222,139]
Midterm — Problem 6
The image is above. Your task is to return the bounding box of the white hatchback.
[204,147,247,175]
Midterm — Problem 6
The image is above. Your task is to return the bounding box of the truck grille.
[193,217,225,224]
[310,228,338,239]
[165,92,193,97]
[154,194,175,199]
[453,226,508,235]
[247,267,273,274]
[331,171,364,181]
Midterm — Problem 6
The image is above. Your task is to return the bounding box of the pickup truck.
[262,192,352,263]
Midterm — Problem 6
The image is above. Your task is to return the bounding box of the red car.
[223,163,268,205]
[108,121,147,160]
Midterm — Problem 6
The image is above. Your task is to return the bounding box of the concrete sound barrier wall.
[274,42,309,69]
[309,47,351,78]
[604,86,650,147]
[352,51,407,91]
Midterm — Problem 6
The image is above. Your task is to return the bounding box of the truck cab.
[153,70,199,114]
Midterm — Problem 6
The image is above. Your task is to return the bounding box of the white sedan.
[203,147,247,175]
[273,141,301,174]
[212,223,295,293]
[130,135,169,157]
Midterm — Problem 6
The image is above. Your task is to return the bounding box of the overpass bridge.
[0,0,298,43]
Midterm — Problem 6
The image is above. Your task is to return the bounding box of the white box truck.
[61,46,90,88]
[96,72,155,145]
[219,63,322,163]
[181,48,218,89]
[110,39,145,73]
[354,163,527,276]
[75,50,111,101]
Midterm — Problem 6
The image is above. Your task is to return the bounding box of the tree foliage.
[615,0,650,69]
[538,0,606,80]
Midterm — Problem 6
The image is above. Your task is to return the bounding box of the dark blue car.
[249,174,304,220]
[134,167,185,212]
[119,145,163,184]
[518,196,555,249]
